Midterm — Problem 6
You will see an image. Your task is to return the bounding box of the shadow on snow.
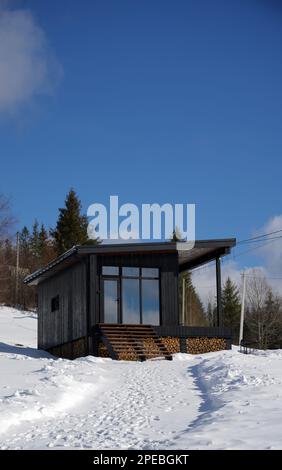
[0,342,52,359]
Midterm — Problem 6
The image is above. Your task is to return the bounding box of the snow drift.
[0,306,282,449]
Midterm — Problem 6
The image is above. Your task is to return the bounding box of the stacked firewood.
[97,336,226,359]
[72,338,88,358]
[160,336,180,354]
[117,350,138,361]
[98,342,138,360]
[143,338,161,358]
[186,337,226,354]
[98,342,110,358]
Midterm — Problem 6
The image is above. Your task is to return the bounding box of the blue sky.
[0,0,282,272]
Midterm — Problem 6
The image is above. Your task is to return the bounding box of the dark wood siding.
[154,325,232,338]
[37,252,180,352]
[89,254,100,326]
[37,260,87,350]
[159,254,179,326]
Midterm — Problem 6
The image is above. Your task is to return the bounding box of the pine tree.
[38,224,56,266]
[38,224,48,256]
[262,290,282,348]
[30,220,40,258]
[17,222,56,309]
[0,239,15,305]
[207,300,215,326]
[52,189,94,255]
[19,226,32,270]
[179,271,206,326]
[222,277,241,344]
[19,226,30,255]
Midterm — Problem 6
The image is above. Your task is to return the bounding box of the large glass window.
[122,278,140,324]
[102,266,160,325]
[142,279,160,325]
[104,280,118,323]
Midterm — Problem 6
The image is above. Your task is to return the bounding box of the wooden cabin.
[24,239,236,360]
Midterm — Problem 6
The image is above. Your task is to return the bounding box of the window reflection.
[102,266,160,325]
[122,279,140,323]
[142,279,160,325]
[141,268,159,278]
[104,280,118,323]
[102,266,119,276]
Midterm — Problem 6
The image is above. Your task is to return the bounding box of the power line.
[193,232,282,272]
[237,229,282,245]
[189,231,282,276]
[244,274,282,280]
[238,235,282,244]
[223,236,282,261]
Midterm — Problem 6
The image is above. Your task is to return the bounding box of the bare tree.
[0,193,15,241]
[0,194,16,305]
[245,269,282,349]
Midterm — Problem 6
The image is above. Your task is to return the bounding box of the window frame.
[100,266,161,324]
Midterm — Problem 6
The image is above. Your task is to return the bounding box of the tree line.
[0,189,98,309]
[206,272,282,349]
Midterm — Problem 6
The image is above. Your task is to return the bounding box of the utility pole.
[15,231,20,306]
[239,271,247,346]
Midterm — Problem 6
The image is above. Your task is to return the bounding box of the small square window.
[141,268,159,278]
[51,295,59,312]
[122,267,139,277]
[102,266,119,276]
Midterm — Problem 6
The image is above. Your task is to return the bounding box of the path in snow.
[0,356,202,449]
[1,306,282,450]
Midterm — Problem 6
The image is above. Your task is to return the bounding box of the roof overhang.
[24,238,236,286]
[177,239,236,272]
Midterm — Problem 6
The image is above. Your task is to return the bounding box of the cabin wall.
[89,252,179,327]
[37,259,87,350]
[37,251,180,355]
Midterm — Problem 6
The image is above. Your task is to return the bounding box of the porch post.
[216,257,222,327]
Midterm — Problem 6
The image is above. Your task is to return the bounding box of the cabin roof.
[24,238,236,286]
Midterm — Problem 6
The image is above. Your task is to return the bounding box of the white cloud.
[255,214,282,276]
[0,4,62,114]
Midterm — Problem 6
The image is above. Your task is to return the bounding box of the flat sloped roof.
[24,239,236,285]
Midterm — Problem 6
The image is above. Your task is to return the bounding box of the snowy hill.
[0,306,282,450]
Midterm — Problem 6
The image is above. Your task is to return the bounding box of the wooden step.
[99,323,152,326]
[97,323,172,362]
[100,328,155,333]
[105,332,158,337]
[104,332,153,336]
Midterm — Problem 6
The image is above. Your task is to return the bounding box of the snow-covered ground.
[0,306,282,450]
